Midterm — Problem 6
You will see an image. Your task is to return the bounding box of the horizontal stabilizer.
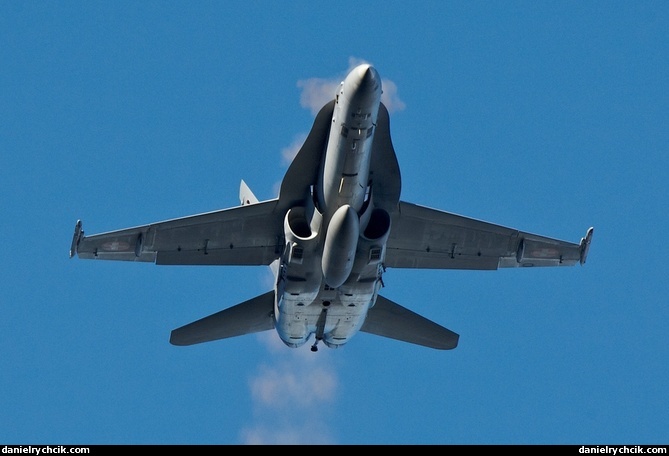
[170,291,275,346]
[360,295,459,350]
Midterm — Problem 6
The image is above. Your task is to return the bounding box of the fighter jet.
[70,64,593,351]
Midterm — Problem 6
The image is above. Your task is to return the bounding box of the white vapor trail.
[240,333,339,445]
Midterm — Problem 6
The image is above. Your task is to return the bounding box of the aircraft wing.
[385,201,593,270]
[71,199,284,266]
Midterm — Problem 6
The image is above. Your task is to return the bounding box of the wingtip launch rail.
[579,227,594,266]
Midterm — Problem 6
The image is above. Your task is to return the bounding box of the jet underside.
[70,64,593,351]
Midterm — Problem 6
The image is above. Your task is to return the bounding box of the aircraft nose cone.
[351,64,381,93]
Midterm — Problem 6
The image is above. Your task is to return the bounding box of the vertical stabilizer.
[240,180,259,205]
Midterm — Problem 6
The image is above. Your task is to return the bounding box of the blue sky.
[2,1,668,445]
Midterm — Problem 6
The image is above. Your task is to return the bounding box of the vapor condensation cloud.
[296,77,341,116]
[280,133,308,167]
[297,56,406,116]
[240,332,339,444]
[283,57,406,167]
